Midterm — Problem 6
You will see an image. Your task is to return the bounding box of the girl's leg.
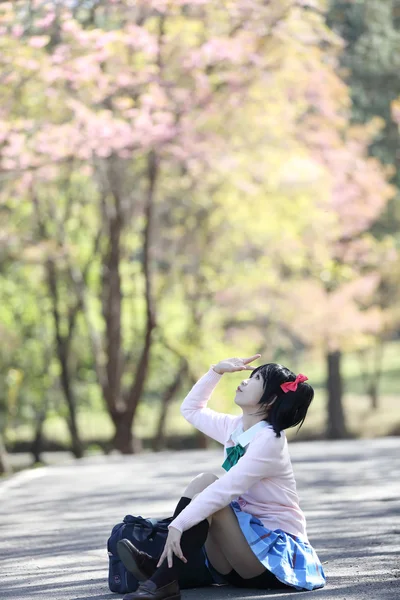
[183,474,266,579]
[184,475,232,576]
[181,472,219,500]
[141,473,217,593]
[206,505,267,579]
[119,472,218,583]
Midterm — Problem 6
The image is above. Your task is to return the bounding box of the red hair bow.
[280,373,308,393]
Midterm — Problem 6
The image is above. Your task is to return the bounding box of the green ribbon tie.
[222,443,246,472]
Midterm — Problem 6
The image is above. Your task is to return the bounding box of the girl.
[118,354,326,600]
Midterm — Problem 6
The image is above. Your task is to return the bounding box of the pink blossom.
[24,59,40,70]
[36,12,56,29]
[296,0,320,7]
[80,165,93,176]
[118,150,132,159]
[61,20,79,34]
[94,30,119,49]
[72,55,102,79]
[0,123,9,145]
[29,36,50,48]
[76,146,92,161]
[36,165,59,181]
[96,146,112,158]
[43,66,63,83]
[1,158,17,170]
[21,172,34,188]
[391,100,400,124]
[201,36,248,65]
[3,73,18,84]
[91,48,109,63]
[18,152,32,170]
[51,45,71,65]
[115,73,134,87]
[11,24,24,38]
[3,132,25,157]
[44,88,57,98]
[113,97,133,111]
[136,0,169,13]
[124,25,158,56]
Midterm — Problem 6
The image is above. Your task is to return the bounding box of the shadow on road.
[1,441,399,600]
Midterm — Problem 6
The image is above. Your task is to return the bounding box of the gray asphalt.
[1,438,399,600]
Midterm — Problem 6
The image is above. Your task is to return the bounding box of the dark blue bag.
[107,515,173,594]
[107,514,215,594]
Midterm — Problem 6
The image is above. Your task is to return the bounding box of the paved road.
[1,438,399,600]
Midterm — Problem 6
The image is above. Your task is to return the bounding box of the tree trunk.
[152,362,187,452]
[112,412,142,454]
[31,190,86,461]
[326,349,348,439]
[116,152,158,451]
[31,398,49,465]
[57,341,84,458]
[368,381,378,411]
[32,194,85,460]
[0,432,11,476]
[369,339,384,410]
[46,259,84,459]
[196,430,209,449]
[101,186,123,424]
[31,424,44,465]
[153,399,170,452]
[357,339,384,411]
[97,152,158,454]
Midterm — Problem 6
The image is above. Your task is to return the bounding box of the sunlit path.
[1,438,399,600]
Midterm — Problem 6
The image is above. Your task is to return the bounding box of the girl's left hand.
[157,526,187,568]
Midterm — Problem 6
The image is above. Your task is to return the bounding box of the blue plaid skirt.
[204,500,326,591]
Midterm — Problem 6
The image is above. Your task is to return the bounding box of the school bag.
[107,514,172,594]
[107,514,213,594]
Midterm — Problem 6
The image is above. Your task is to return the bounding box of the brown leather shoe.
[117,539,158,581]
[122,579,180,600]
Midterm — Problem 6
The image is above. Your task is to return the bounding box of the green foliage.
[0,0,398,451]
[8,339,400,445]
[327,0,400,226]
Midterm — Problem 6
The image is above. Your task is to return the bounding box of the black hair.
[249,363,314,438]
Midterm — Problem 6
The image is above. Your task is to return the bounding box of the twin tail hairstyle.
[250,363,314,438]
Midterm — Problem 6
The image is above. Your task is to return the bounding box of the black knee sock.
[172,496,191,519]
[223,567,291,590]
[222,569,244,587]
[143,495,193,587]
[149,519,209,588]
[141,497,192,564]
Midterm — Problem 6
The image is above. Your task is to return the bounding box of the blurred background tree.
[327,0,400,419]
[0,0,399,472]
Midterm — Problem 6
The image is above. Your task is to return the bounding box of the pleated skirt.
[204,500,326,591]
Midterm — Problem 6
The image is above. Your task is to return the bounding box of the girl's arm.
[169,429,284,533]
[180,366,239,445]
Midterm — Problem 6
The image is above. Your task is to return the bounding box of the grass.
[8,340,400,448]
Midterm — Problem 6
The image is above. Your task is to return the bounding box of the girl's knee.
[184,472,219,498]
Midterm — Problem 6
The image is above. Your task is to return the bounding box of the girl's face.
[234,370,265,409]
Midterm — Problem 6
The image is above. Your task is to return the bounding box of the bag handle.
[122,515,173,540]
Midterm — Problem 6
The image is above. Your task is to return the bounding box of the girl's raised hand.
[213,354,261,374]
